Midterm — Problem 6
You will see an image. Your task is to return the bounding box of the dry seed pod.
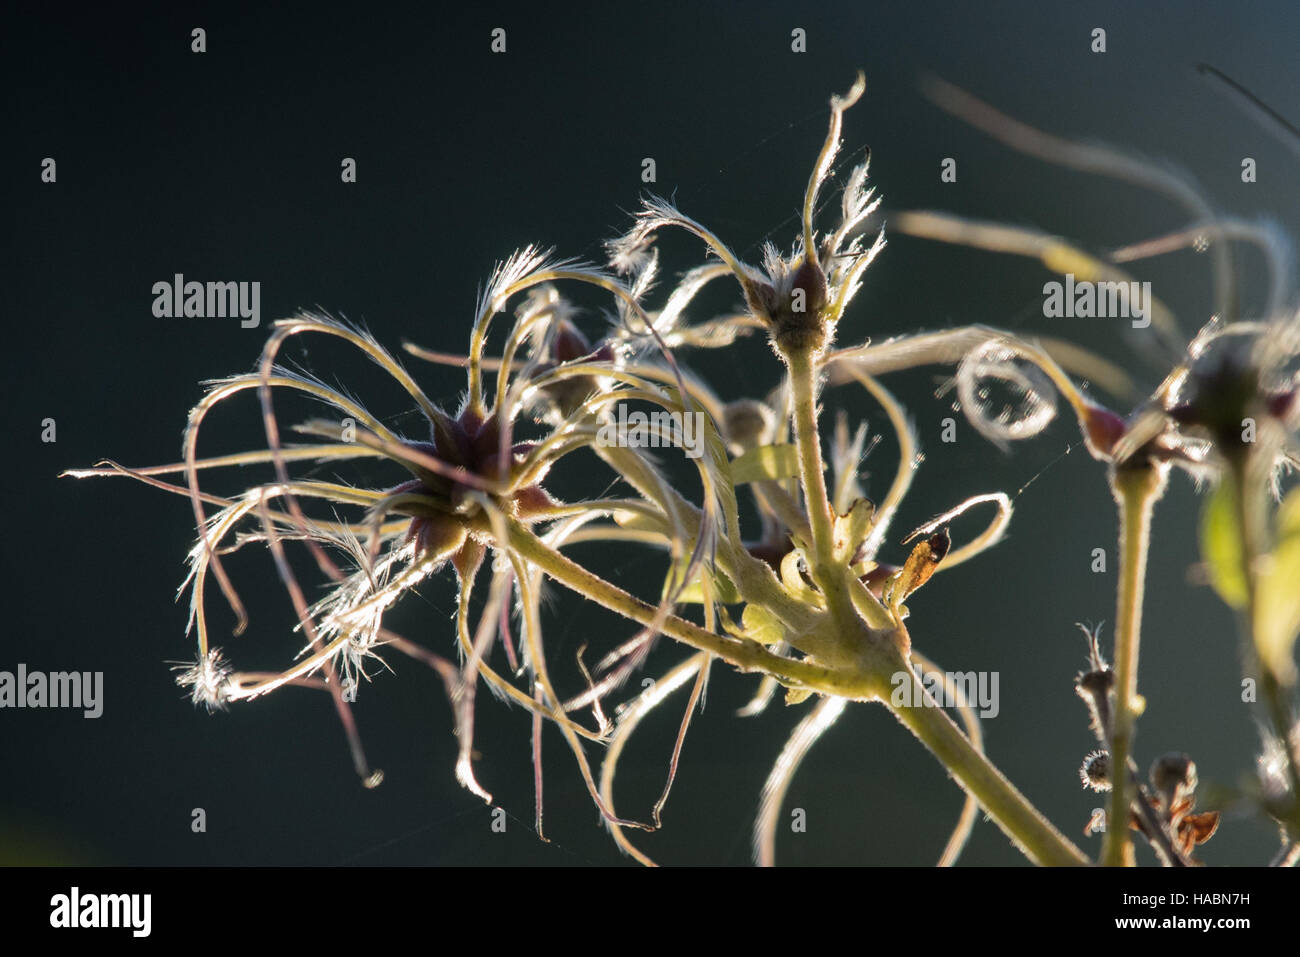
[1079,750,1112,792]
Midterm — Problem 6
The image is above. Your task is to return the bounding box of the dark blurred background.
[4,0,1299,865]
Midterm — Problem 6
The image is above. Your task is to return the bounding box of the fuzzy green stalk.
[785,343,1084,864]
[1102,460,1167,866]
[890,665,1089,865]
[783,345,893,632]
[515,334,1089,864]
[505,515,1088,865]
[502,516,841,691]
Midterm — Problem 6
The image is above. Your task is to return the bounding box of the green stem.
[507,515,1088,865]
[890,666,1090,865]
[504,517,841,691]
[537,351,1087,865]
[594,443,822,634]
[1103,462,1166,866]
[785,347,836,565]
[783,345,1082,863]
[784,346,892,631]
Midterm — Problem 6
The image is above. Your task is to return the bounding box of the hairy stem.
[508,515,1088,865]
[890,665,1090,866]
[1103,461,1166,866]
[785,347,836,563]
[783,343,1082,863]
[784,346,892,631]
[594,443,823,634]
[504,517,843,692]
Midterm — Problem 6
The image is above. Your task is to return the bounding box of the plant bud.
[1149,752,1197,805]
[1079,750,1112,792]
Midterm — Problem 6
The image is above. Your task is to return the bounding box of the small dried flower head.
[610,73,885,360]
[1166,330,1263,449]
[1079,749,1112,792]
[394,402,558,555]
[1149,752,1198,806]
[747,251,833,353]
[524,290,621,421]
[1164,313,1300,477]
[1141,751,1219,861]
[172,648,233,713]
[722,399,777,455]
[1073,623,1114,742]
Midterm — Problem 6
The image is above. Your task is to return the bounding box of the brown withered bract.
[888,528,951,609]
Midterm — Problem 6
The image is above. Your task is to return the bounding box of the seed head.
[1079,750,1112,792]
[172,648,234,713]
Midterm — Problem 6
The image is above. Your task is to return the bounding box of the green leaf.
[832,498,876,562]
[1255,488,1300,686]
[740,603,787,645]
[730,444,800,485]
[1200,476,1248,610]
[671,563,740,605]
